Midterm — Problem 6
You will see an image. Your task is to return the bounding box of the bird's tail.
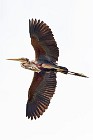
[57,66,88,78]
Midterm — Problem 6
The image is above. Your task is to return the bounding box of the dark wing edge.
[26,71,57,120]
[29,18,59,62]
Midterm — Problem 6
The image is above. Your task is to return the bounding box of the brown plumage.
[27,19,58,119]
[7,19,88,120]
[27,71,56,119]
[29,19,59,62]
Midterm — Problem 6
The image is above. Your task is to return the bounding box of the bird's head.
[6,57,29,63]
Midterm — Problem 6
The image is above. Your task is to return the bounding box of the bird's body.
[7,19,88,120]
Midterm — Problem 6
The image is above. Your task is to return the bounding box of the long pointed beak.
[6,58,21,62]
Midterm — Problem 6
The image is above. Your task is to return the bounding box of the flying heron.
[7,19,88,120]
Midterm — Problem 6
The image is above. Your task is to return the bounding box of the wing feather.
[26,71,57,120]
[29,19,59,62]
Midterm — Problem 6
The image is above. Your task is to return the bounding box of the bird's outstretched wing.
[26,71,57,120]
[29,19,59,62]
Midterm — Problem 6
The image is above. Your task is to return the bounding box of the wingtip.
[26,101,39,120]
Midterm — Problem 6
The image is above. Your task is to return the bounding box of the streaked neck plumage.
[21,60,41,72]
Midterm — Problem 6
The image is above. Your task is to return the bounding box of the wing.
[29,19,59,62]
[26,71,57,120]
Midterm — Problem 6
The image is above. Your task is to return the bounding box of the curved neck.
[21,60,41,72]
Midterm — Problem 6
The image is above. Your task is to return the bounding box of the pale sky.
[0,0,93,140]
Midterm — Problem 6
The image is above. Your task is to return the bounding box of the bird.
[7,19,88,120]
